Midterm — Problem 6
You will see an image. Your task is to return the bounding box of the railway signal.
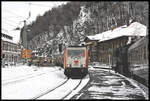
[21,48,31,59]
[21,48,25,59]
[27,49,31,59]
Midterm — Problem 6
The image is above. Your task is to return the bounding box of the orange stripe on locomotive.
[86,48,88,68]
[64,48,67,69]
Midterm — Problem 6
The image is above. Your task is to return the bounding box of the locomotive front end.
[64,46,88,78]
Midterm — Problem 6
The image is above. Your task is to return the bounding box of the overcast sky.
[2,1,68,43]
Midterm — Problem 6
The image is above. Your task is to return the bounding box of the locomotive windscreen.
[67,49,85,57]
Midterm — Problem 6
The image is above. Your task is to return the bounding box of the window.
[10,43,12,51]
[8,43,10,51]
[3,42,6,50]
[12,44,14,52]
[143,46,146,60]
[67,49,85,57]
[3,54,5,58]
[15,45,17,52]
[6,42,8,51]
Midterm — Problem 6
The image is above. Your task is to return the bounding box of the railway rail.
[32,79,69,99]
[62,79,82,99]
[33,79,82,99]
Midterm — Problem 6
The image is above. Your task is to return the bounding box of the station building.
[84,22,147,65]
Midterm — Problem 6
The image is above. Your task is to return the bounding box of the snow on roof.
[86,22,146,42]
[2,35,13,43]
[1,30,20,44]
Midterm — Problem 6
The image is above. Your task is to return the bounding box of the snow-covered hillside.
[28,5,92,57]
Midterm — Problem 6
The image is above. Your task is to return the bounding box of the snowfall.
[2,64,149,100]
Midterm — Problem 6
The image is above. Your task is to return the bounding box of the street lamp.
[23,20,28,64]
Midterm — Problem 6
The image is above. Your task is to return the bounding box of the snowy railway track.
[2,69,59,86]
[32,79,69,99]
[62,79,82,99]
[33,79,82,100]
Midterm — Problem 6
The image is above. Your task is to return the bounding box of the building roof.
[1,33,13,43]
[128,35,148,51]
[86,22,146,42]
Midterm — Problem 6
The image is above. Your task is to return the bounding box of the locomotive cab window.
[67,49,85,57]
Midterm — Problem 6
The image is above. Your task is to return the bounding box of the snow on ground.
[114,71,149,100]
[89,64,149,100]
[2,65,66,99]
[89,63,110,69]
[2,64,89,99]
[38,79,79,99]
[2,65,59,83]
[2,64,148,99]
[64,75,90,100]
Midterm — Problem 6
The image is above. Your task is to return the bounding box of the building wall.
[89,42,98,62]
[97,36,142,65]
[2,40,21,64]
[84,38,99,62]
[97,36,129,65]
[1,40,3,58]
[84,37,129,63]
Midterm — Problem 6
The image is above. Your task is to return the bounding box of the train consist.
[29,51,63,67]
[30,45,88,78]
[64,46,88,78]
[30,35,148,82]
[113,35,149,86]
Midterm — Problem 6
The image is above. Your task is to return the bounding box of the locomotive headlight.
[67,64,71,67]
[81,64,85,67]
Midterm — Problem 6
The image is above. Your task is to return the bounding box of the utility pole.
[23,20,28,64]
[109,54,111,73]
[21,3,31,64]
[14,3,31,65]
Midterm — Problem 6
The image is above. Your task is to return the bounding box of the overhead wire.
[2,17,22,30]
[2,28,17,32]
[2,3,31,31]
[2,21,19,28]
[2,28,9,33]
[2,17,20,25]
[3,8,27,19]
[29,3,52,8]
[2,2,33,37]
[2,2,63,32]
